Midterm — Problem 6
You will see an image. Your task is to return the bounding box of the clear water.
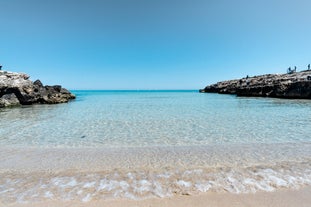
[0,90,311,203]
[1,90,311,147]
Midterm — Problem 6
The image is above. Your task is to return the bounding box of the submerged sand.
[4,187,311,207]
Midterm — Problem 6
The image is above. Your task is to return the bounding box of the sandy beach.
[1,93,311,206]
[4,186,311,207]
[2,0,311,206]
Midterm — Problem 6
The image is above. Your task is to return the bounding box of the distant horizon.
[1,0,310,89]
[2,67,311,91]
[70,89,199,91]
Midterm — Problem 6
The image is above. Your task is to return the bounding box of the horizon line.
[69,89,200,91]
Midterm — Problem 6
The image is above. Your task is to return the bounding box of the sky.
[0,0,311,90]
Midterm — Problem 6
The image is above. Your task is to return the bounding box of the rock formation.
[200,70,311,99]
[0,70,75,108]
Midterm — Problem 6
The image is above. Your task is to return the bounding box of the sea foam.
[1,164,311,204]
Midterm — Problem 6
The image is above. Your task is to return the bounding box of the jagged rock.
[200,70,311,99]
[0,70,75,108]
[33,79,43,87]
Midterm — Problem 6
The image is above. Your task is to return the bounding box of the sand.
[4,186,311,207]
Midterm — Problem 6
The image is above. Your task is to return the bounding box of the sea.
[0,90,311,204]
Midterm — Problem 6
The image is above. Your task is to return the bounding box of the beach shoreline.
[1,145,311,204]
[1,92,311,206]
[4,186,311,207]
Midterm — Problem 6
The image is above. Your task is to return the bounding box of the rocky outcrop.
[200,70,311,99]
[0,70,75,107]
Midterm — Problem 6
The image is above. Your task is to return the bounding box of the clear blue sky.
[1,0,311,89]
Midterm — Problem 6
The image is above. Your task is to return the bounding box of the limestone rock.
[0,93,20,107]
[0,70,75,108]
[200,70,311,99]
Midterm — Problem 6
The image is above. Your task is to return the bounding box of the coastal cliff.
[200,70,311,99]
[0,70,75,107]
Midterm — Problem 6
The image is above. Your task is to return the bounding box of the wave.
[1,162,311,204]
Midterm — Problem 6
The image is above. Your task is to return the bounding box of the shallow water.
[0,91,311,203]
[1,90,311,147]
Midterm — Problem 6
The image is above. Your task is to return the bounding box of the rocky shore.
[0,70,75,107]
[200,70,311,99]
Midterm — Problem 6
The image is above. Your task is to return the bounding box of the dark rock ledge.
[0,70,75,108]
[200,70,311,99]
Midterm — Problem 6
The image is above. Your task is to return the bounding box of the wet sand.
[4,186,311,207]
[1,147,311,204]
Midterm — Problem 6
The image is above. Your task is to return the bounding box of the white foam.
[82,193,92,202]
[1,166,311,203]
[260,183,275,192]
[134,180,152,193]
[176,180,192,188]
[195,182,212,192]
[83,181,96,188]
[67,179,78,187]
[153,181,166,197]
[119,181,130,191]
[52,177,77,188]
[124,192,137,200]
[77,190,84,195]
[98,179,119,191]
[44,191,54,198]
[157,173,172,179]
[268,175,288,187]
[0,188,14,194]
[183,169,203,176]
[127,172,135,180]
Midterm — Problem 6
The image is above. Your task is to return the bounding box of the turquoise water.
[0,90,311,147]
[1,90,311,203]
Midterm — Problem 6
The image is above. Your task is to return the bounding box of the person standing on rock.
[0,65,2,70]
[308,64,310,70]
